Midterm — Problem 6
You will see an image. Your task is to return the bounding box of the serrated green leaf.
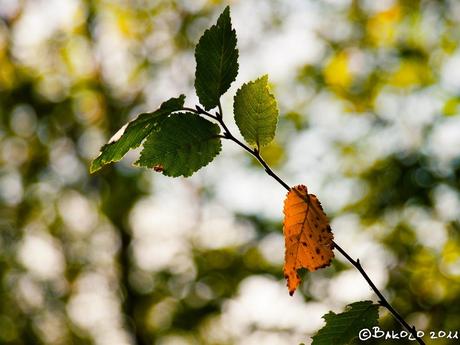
[90,95,185,173]
[195,6,239,110]
[136,113,221,177]
[233,75,279,147]
[311,301,379,345]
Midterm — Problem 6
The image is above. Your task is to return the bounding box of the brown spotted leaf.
[283,185,334,295]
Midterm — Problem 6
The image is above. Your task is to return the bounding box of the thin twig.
[333,242,424,344]
[181,107,199,113]
[194,105,425,345]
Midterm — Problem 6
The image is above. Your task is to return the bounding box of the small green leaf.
[311,301,379,345]
[90,95,185,173]
[195,6,239,110]
[136,113,221,177]
[234,75,279,147]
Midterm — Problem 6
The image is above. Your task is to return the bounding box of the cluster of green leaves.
[91,6,279,177]
[91,6,381,344]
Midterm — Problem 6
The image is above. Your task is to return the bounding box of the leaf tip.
[221,5,231,19]
[89,159,101,174]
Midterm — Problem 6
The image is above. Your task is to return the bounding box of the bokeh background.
[1,0,460,344]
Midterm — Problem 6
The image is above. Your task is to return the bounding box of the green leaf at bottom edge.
[311,301,379,345]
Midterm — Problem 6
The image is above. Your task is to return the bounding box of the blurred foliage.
[0,0,460,345]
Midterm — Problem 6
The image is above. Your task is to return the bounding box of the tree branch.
[196,105,426,345]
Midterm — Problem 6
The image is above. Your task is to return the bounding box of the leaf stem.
[196,103,425,345]
[182,107,202,114]
[196,105,291,191]
[218,101,224,120]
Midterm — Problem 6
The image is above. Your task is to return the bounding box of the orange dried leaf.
[283,185,334,295]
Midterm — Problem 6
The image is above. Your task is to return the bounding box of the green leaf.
[233,75,279,147]
[90,95,185,173]
[136,113,221,177]
[311,301,379,345]
[195,6,239,110]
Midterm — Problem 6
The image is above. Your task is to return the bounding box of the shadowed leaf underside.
[312,301,379,345]
[195,6,239,110]
[90,95,185,173]
[136,113,222,177]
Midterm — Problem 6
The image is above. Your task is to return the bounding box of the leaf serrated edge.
[90,95,185,174]
[135,113,222,177]
[312,301,379,345]
[194,6,239,110]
